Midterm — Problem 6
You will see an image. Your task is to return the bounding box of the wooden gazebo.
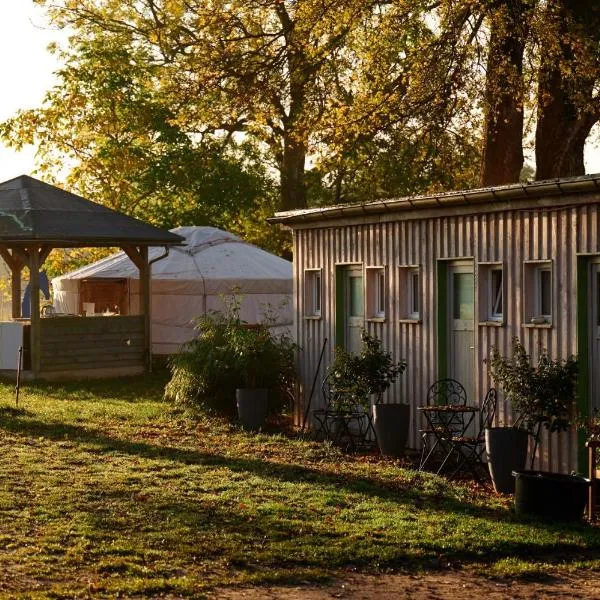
[0,175,183,379]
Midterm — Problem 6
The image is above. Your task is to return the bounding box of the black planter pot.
[485,427,529,494]
[236,388,268,431]
[513,470,590,521]
[373,403,410,458]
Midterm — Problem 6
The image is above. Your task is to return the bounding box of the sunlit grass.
[0,371,598,598]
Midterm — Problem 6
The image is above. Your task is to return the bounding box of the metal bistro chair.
[312,373,375,452]
[418,378,467,471]
[444,388,498,482]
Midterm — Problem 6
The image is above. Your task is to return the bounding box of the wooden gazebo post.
[29,247,41,377]
[11,255,23,319]
[24,245,51,378]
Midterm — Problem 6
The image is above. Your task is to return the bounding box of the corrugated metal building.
[270,174,600,474]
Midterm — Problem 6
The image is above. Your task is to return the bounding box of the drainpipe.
[145,246,169,371]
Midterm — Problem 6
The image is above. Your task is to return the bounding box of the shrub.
[327,331,406,411]
[489,338,578,433]
[165,298,296,417]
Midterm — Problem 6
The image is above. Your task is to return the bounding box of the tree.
[24,0,484,214]
[309,124,481,205]
[419,0,599,186]
[535,0,600,180]
[1,32,285,270]
[33,0,391,212]
[480,0,534,186]
[17,0,599,237]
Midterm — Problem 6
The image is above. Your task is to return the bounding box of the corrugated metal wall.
[294,203,600,473]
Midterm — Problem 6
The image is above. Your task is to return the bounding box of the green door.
[590,261,600,414]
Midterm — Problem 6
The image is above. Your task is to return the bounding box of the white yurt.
[52,226,293,355]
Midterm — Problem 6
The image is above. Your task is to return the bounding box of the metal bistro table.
[417,405,479,474]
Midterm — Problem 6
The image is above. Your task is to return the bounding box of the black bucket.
[485,427,529,494]
[373,403,410,457]
[236,388,268,431]
[513,470,590,521]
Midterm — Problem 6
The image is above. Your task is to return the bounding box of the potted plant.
[327,331,407,456]
[488,338,579,499]
[231,321,296,431]
[165,297,295,430]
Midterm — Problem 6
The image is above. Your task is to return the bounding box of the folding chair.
[445,388,498,482]
[418,378,467,471]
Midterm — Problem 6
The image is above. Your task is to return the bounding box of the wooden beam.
[29,247,41,377]
[12,248,29,266]
[122,245,145,270]
[0,246,24,319]
[0,246,16,270]
[123,244,152,371]
[138,246,152,373]
[38,245,52,267]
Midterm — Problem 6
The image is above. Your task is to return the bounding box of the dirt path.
[211,571,600,599]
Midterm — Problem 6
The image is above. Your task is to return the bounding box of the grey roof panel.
[269,173,600,226]
[0,175,184,246]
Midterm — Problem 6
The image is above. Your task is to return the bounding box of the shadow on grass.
[78,475,600,580]
[0,406,33,418]
[0,370,170,403]
[0,410,491,509]
[1,409,599,578]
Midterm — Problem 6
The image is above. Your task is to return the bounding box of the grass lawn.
[0,371,599,598]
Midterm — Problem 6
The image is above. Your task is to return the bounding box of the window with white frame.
[399,265,421,320]
[523,260,552,324]
[366,267,386,319]
[478,263,504,323]
[304,269,322,317]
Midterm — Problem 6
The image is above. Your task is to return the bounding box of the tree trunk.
[535,0,600,180]
[275,2,309,212]
[280,134,307,211]
[480,2,532,187]
[535,70,596,179]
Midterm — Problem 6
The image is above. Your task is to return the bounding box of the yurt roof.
[52,226,292,294]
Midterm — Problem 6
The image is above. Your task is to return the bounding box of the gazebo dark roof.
[0,175,184,247]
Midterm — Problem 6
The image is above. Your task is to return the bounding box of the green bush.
[489,337,578,433]
[165,299,296,417]
[327,331,406,411]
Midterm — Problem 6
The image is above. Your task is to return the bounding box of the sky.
[0,4,599,184]
[0,4,66,182]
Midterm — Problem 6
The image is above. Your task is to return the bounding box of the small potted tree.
[489,338,582,507]
[327,331,407,456]
[487,339,536,493]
